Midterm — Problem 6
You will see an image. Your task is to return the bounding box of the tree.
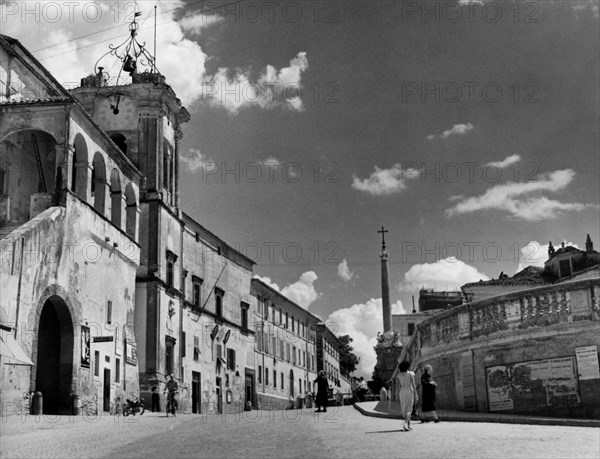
[338,334,359,376]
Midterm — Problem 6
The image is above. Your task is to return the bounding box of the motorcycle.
[123,396,145,416]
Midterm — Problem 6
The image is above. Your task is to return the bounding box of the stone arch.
[91,152,106,214]
[71,133,89,198]
[109,133,127,155]
[110,168,122,227]
[124,182,138,240]
[30,287,77,415]
[0,129,57,223]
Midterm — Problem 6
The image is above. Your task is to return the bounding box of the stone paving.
[1,406,599,458]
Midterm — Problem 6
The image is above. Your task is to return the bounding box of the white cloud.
[572,1,600,17]
[516,240,579,272]
[446,169,598,221]
[485,154,521,169]
[179,13,222,34]
[280,271,322,309]
[326,299,406,379]
[427,123,474,140]
[337,259,356,282]
[0,2,307,112]
[180,148,214,172]
[257,157,282,168]
[252,275,281,292]
[351,164,419,196]
[254,271,322,309]
[399,257,489,292]
[204,52,309,113]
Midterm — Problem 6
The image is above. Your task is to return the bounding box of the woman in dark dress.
[314,370,329,413]
[421,364,440,423]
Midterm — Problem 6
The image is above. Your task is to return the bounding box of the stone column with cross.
[378,226,392,333]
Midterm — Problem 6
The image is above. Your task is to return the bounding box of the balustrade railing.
[402,278,600,363]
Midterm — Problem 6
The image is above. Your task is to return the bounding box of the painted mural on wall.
[486,356,581,412]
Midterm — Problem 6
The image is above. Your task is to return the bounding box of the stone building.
[65,23,257,413]
[399,234,600,419]
[314,323,342,391]
[418,288,464,312]
[251,278,320,409]
[0,34,142,415]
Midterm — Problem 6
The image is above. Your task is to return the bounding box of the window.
[299,378,302,394]
[279,309,282,325]
[407,323,415,336]
[292,346,296,364]
[263,333,269,354]
[265,368,269,386]
[193,335,200,361]
[241,302,249,329]
[263,299,269,320]
[285,312,289,328]
[292,316,295,332]
[281,372,284,390]
[181,332,186,358]
[272,337,277,358]
[227,348,236,371]
[94,351,100,377]
[181,270,188,298]
[280,339,284,359]
[166,251,178,288]
[115,358,120,383]
[272,304,276,322]
[215,288,224,317]
[257,330,263,352]
[286,343,290,362]
[193,277,203,308]
[258,365,262,384]
[106,300,112,325]
[166,336,176,375]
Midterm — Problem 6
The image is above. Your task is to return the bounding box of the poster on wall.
[575,346,600,381]
[125,339,137,365]
[485,365,513,411]
[81,325,90,368]
[486,356,580,412]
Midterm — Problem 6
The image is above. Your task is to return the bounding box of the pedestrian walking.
[151,385,160,412]
[314,370,329,412]
[420,364,440,423]
[395,360,418,431]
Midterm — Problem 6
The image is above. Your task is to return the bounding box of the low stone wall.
[399,279,600,419]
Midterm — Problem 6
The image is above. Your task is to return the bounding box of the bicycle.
[165,390,178,417]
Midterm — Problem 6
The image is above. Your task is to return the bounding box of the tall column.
[378,226,392,332]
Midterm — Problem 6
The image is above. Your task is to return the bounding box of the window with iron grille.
[215,288,224,317]
[94,351,100,377]
[106,300,112,325]
[193,277,202,308]
[227,348,236,371]
[241,302,249,329]
[193,335,200,361]
[166,336,176,375]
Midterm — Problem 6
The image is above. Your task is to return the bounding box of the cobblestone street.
[1,406,599,459]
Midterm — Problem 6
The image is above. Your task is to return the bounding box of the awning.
[0,330,34,366]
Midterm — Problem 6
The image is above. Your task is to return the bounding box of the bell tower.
[70,11,190,213]
[69,8,189,390]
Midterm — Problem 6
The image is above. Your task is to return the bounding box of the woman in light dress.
[396,360,418,431]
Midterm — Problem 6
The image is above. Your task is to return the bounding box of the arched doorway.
[35,296,74,414]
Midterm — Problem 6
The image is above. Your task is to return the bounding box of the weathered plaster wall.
[0,192,140,415]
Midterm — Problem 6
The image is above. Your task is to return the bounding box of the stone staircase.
[0,222,24,241]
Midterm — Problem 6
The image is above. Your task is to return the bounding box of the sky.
[2,0,599,378]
